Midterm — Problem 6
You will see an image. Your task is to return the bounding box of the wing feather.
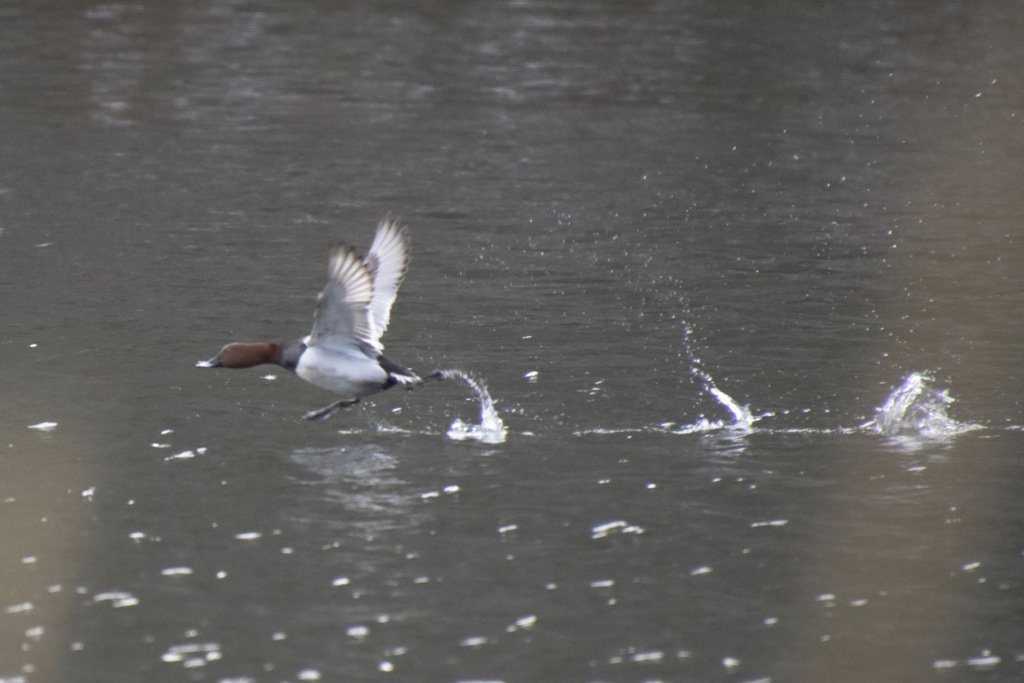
[306,243,377,353]
[364,217,410,342]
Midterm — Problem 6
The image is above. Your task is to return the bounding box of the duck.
[197,217,438,421]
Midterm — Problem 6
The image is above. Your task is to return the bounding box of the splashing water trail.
[675,324,758,433]
[660,372,758,436]
[864,372,977,439]
[437,369,508,444]
[706,385,755,431]
[690,363,756,432]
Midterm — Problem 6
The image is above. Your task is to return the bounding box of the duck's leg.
[392,370,446,392]
[423,370,447,383]
[303,398,360,422]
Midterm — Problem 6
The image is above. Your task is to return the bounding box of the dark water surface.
[3,2,1024,682]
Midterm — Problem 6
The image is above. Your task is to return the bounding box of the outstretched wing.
[364,217,410,343]
[306,243,378,353]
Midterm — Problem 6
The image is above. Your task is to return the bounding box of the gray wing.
[306,243,378,353]
[364,217,410,343]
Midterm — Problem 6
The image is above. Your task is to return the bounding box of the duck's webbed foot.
[421,370,447,384]
[398,370,446,391]
[303,398,360,422]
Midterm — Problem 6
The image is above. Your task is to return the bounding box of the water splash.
[690,366,756,432]
[863,372,978,439]
[545,341,742,438]
[678,325,758,433]
[437,369,508,444]
[705,385,755,431]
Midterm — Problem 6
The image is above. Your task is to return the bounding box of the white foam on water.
[160,641,222,667]
[668,418,727,434]
[438,369,508,444]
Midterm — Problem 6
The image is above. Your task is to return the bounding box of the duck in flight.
[197,217,437,421]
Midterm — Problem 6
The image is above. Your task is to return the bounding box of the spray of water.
[702,378,756,431]
[571,322,989,440]
[435,369,508,444]
[680,326,758,432]
[863,371,977,439]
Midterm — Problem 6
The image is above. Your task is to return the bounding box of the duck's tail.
[377,355,418,388]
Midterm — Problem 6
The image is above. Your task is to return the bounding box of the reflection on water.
[290,444,409,518]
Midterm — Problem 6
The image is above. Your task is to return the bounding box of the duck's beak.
[196,356,222,368]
